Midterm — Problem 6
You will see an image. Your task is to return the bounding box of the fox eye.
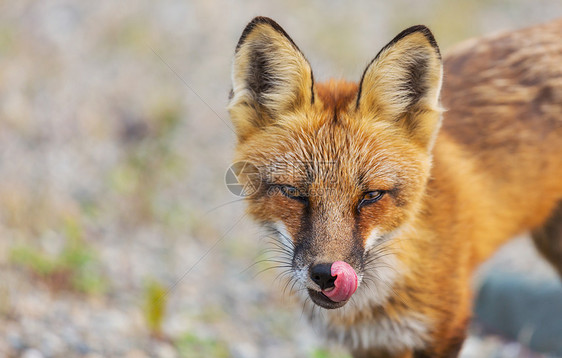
[278,185,308,203]
[359,190,385,208]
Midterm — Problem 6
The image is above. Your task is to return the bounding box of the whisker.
[252,264,292,278]
[203,198,246,216]
[239,257,291,276]
[300,296,311,320]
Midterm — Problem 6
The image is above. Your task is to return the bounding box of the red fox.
[228,16,562,358]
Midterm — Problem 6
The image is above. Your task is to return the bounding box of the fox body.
[228,17,562,358]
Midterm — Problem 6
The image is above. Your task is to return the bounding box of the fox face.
[229,17,443,311]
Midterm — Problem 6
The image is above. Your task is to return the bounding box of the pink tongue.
[322,261,358,302]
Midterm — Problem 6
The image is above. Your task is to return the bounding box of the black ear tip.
[249,16,277,25]
[235,16,287,52]
[245,16,280,31]
[394,25,441,58]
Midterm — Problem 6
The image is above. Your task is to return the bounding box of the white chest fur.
[319,312,431,353]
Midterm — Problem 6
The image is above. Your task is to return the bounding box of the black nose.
[310,263,336,290]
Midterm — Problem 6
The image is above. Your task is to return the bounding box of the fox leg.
[413,338,465,358]
[414,342,464,358]
[413,314,468,358]
[532,200,562,277]
[351,340,463,358]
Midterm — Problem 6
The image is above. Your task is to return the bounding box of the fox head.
[228,17,442,310]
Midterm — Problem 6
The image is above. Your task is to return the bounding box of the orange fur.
[315,80,359,113]
[229,17,562,358]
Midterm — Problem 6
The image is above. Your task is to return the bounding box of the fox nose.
[310,263,336,290]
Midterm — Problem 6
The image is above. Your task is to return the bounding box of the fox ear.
[228,17,314,142]
[357,25,443,150]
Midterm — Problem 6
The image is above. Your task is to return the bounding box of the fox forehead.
[315,79,359,113]
[241,108,419,191]
[259,151,402,194]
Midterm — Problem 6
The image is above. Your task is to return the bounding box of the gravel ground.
[1,1,562,357]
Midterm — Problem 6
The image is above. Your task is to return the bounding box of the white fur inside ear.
[228,21,313,139]
[357,29,443,150]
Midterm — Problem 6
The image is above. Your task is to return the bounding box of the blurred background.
[1,1,561,357]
